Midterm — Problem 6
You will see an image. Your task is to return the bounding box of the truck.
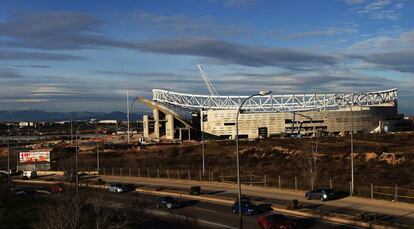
[22,171,37,179]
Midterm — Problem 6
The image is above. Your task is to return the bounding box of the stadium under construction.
[138,87,407,140]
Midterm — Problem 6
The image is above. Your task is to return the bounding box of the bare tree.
[92,194,112,229]
[36,190,86,229]
[303,131,320,190]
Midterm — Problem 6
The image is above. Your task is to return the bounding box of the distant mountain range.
[0,110,149,122]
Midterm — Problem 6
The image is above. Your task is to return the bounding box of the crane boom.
[197,64,219,96]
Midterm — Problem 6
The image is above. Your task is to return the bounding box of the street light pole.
[96,136,100,172]
[336,95,354,196]
[70,115,73,144]
[350,102,354,196]
[7,133,10,175]
[127,96,140,144]
[75,125,83,195]
[236,90,271,229]
[127,89,130,144]
[200,108,205,175]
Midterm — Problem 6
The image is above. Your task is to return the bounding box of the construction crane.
[197,64,219,96]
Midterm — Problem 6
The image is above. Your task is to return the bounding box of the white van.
[23,171,37,179]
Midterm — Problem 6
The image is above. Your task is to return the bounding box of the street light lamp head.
[258,90,271,96]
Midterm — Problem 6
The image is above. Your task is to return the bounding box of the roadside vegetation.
[46,132,414,199]
[0,182,200,229]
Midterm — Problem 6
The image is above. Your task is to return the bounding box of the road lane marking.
[192,206,218,213]
[148,209,238,229]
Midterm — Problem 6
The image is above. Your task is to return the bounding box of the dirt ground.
[2,132,414,197]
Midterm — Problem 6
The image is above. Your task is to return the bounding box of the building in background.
[139,88,405,140]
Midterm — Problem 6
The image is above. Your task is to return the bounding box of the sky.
[0,0,413,114]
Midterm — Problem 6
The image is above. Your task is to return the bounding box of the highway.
[98,175,414,226]
[14,181,360,229]
[99,189,360,229]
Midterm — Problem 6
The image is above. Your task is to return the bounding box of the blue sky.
[0,0,413,114]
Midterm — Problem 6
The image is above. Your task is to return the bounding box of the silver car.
[108,183,126,193]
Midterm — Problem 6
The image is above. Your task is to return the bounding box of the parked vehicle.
[22,171,37,179]
[257,213,296,229]
[109,183,127,193]
[231,198,258,215]
[156,196,180,209]
[189,186,202,195]
[305,188,335,201]
[51,183,64,193]
[138,137,148,145]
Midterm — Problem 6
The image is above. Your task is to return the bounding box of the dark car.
[231,199,258,215]
[257,213,296,229]
[305,188,335,201]
[189,186,202,195]
[157,196,180,209]
[9,187,26,196]
[123,183,135,192]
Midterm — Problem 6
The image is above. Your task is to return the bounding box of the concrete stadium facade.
[201,104,398,139]
[140,88,400,140]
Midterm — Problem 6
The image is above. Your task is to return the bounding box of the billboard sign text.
[19,151,50,164]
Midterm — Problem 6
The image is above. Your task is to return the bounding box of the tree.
[303,131,320,190]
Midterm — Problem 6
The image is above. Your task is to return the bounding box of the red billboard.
[19,151,50,164]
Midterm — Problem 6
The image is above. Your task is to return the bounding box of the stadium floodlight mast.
[236,89,271,229]
[335,95,355,196]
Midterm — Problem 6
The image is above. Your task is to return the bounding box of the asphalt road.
[97,175,414,226]
[14,182,360,229]
[104,190,360,229]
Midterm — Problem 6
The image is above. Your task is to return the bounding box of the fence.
[77,167,414,204]
[371,184,414,202]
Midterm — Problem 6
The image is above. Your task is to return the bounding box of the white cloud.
[351,0,404,20]
[286,26,358,39]
[345,0,367,5]
[349,29,414,53]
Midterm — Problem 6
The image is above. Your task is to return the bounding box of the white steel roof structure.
[152,88,398,112]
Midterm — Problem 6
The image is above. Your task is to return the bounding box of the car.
[189,186,202,195]
[305,188,335,201]
[257,213,296,229]
[109,183,127,193]
[9,187,26,196]
[51,183,64,193]
[156,196,180,209]
[22,171,37,179]
[231,198,258,215]
[123,183,135,192]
